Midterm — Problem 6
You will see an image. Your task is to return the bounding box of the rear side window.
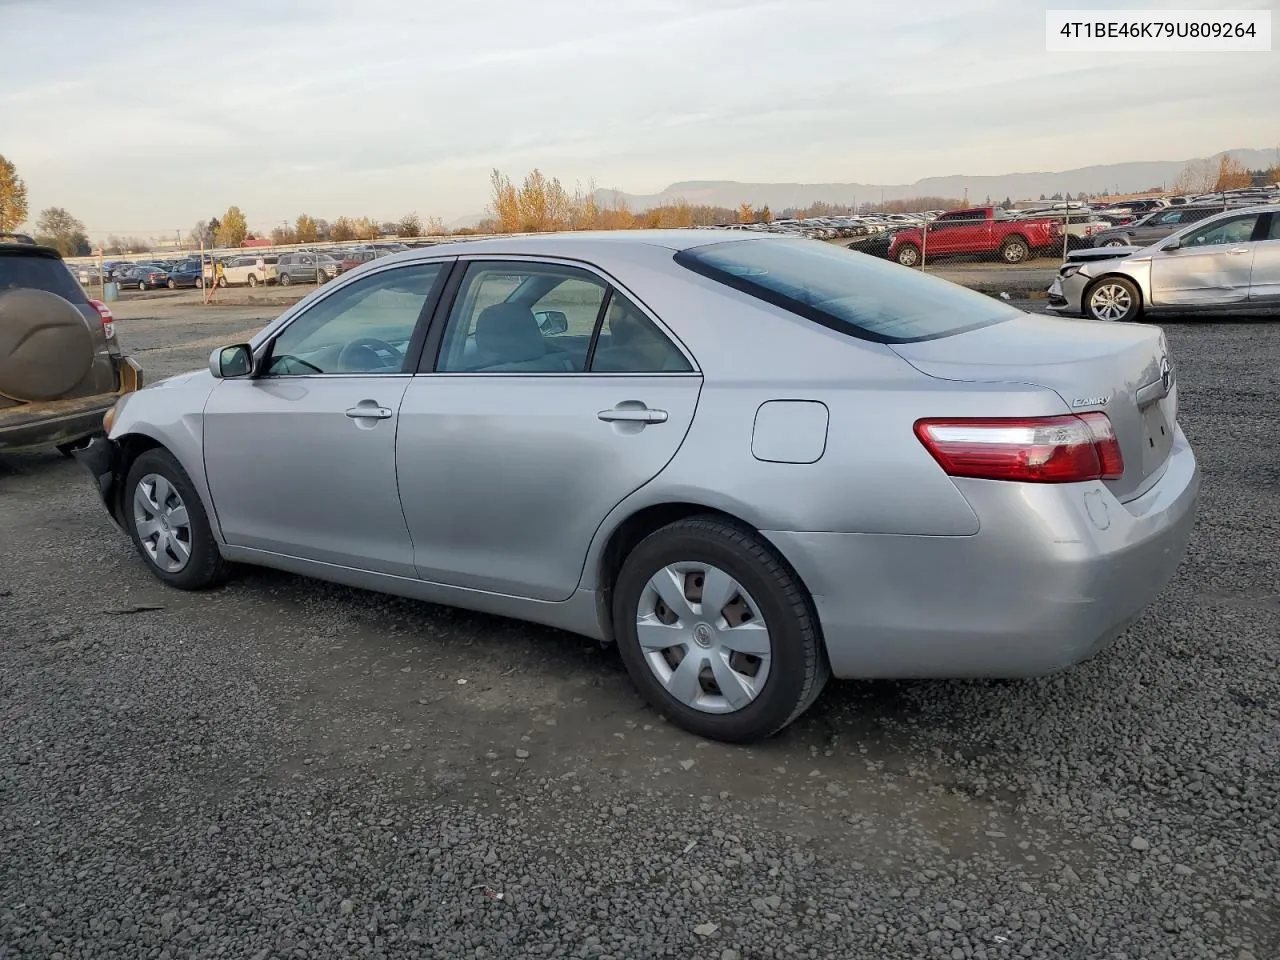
[674,238,1020,343]
[0,253,85,302]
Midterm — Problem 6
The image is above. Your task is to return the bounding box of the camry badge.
[1071,396,1110,407]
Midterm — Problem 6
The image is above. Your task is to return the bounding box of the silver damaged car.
[75,231,1200,743]
[1048,204,1280,323]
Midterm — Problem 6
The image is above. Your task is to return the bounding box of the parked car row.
[74,242,417,292]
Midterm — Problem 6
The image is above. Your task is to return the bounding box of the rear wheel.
[1104,238,1129,248]
[1085,276,1142,323]
[217,276,228,288]
[612,516,828,743]
[1000,236,1030,264]
[124,448,228,590]
[137,281,147,291]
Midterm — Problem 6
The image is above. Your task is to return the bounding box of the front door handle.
[1226,247,1251,255]
[345,404,393,420]
[598,406,668,424]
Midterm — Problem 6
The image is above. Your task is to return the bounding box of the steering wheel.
[337,337,403,372]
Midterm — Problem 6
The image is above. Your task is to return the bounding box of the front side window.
[265,262,443,376]
[675,237,1019,343]
[435,262,607,373]
[1182,214,1260,248]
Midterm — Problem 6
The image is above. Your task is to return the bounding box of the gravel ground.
[1,304,1277,960]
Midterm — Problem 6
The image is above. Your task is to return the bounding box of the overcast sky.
[1,0,1275,238]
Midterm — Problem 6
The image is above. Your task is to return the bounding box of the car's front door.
[1248,213,1280,304]
[396,259,702,601]
[1149,212,1261,307]
[202,260,450,576]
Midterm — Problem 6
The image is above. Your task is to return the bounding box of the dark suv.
[0,233,143,454]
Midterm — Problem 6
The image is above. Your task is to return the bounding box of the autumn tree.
[517,169,552,232]
[352,216,381,240]
[397,212,423,237]
[294,213,319,243]
[329,217,356,242]
[423,216,446,236]
[1213,154,1251,192]
[488,169,520,233]
[270,225,297,245]
[737,202,754,224]
[215,206,248,247]
[35,207,90,256]
[0,154,28,232]
[755,205,773,224]
[1171,159,1217,195]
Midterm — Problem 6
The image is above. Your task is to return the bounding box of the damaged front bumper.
[72,434,125,531]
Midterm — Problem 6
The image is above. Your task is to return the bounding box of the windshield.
[674,237,1021,343]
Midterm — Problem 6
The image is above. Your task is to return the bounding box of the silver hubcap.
[1090,283,1132,321]
[133,473,192,573]
[899,247,918,266]
[1003,244,1025,263]
[636,563,772,714]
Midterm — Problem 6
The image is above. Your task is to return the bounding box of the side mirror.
[1163,237,1182,251]
[534,309,569,335]
[210,343,253,379]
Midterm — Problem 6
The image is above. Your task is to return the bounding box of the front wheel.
[895,243,921,267]
[137,281,147,291]
[247,274,258,288]
[124,448,229,590]
[217,276,228,288]
[612,516,829,743]
[279,272,292,286]
[167,279,176,290]
[1085,276,1142,323]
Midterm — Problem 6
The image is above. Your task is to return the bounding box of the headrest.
[475,303,546,363]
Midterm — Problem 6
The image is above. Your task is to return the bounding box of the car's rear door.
[1149,211,1262,307]
[201,259,450,576]
[395,258,701,601]
[1247,212,1280,304]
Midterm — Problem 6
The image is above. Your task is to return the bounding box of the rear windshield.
[674,237,1019,343]
[0,252,85,302]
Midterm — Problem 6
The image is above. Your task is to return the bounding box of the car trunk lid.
[891,314,1176,502]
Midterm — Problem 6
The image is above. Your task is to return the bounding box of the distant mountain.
[590,147,1279,213]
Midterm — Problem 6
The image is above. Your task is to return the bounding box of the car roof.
[373,228,778,268]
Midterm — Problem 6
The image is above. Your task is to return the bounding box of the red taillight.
[914,414,1125,484]
[88,298,116,340]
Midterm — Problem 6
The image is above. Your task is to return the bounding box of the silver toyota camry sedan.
[75,230,1200,743]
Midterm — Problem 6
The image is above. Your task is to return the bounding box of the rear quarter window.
[674,237,1020,343]
[0,253,86,303]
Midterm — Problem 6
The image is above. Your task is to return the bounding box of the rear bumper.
[0,357,142,453]
[764,425,1199,679]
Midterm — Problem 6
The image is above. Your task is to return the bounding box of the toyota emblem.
[1159,356,1173,395]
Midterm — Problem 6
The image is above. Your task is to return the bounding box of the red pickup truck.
[887,207,1063,267]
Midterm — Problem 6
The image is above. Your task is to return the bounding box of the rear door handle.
[345,404,393,420]
[598,406,668,424]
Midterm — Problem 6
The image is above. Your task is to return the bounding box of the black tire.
[895,243,921,267]
[196,276,204,288]
[123,448,229,590]
[279,272,292,286]
[217,276,228,288]
[1000,236,1030,264]
[138,281,147,291]
[0,288,95,401]
[612,515,829,744]
[167,279,176,290]
[247,274,258,288]
[1084,275,1143,323]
